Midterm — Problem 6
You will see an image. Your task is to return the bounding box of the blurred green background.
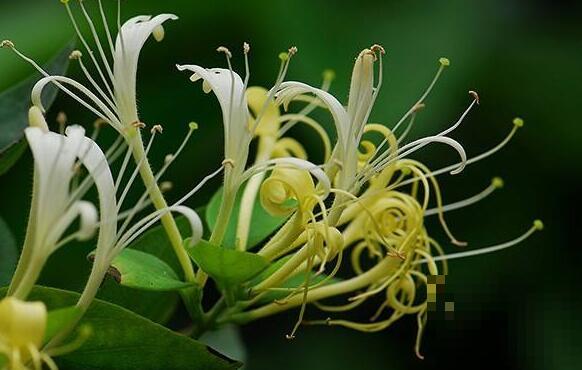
[1,0,580,369]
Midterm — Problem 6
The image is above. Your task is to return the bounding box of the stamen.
[4,42,119,127]
[98,0,116,58]
[117,128,158,211]
[397,118,523,187]
[415,220,543,264]
[114,145,133,192]
[239,42,251,107]
[71,50,117,111]
[217,46,236,139]
[392,56,450,134]
[151,124,163,134]
[424,177,503,216]
[286,256,315,340]
[121,125,199,228]
[78,0,117,86]
[62,1,116,100]
[252,46,298,131]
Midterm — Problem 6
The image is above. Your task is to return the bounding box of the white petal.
[177,64,251,163]
[114,14,178,123]
[275,81,351,152]
[171,206,203,247]
[177,65,247,121]
[25,127,80,240]
[66,125,118,259]
[75,201,99,241]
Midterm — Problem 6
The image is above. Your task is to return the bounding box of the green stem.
[129,130,196,283]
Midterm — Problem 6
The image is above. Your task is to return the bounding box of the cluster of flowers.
[0,1,541,368]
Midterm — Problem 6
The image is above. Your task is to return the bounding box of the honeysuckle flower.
[8,121,101,300]
[9,0,179,132]
[223,49,544,355]
[177,62,251,191]
[0,297,53,370]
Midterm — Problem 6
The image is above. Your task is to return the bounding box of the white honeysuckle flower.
[9,126,104,299]
[114,14,179,124]
[176,64,251,186]
[8,1,178,133]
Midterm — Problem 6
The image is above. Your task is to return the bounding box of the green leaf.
[200,325,247,364]
[1,286,241,370]
[0,216,18,286]
[0,39,75,169]
[45,306,82,343]
[101,248,193,291]
[186,239,269,286]
[206,183,289,250]
[96,216,192,324]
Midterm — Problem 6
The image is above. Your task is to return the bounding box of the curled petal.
[261,167,316,217]
[172,205,204,247]
[114,14,178,122]
[275,82,350,151]
[75,201,99,241]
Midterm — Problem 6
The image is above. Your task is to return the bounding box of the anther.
[222,158,235,168]
[69,50,83,60]
[0,40,14,49]
[60,0,70,3]
[152,25,165,42]
[216,46,232,58]
[131,121,146,129]
[533,219,544,231]
[370,44,386,55]
[160,181,173,192]
[492,177,504,189]
[322,69,336,82]
[439,57,450,67]
[412,103,426,112]
[164,154,174,164]
[188,121,199,131]
[513,117,524,128]
[278,52,289,62]
[468,90,480,104]
[56,111,68,127]
[93,118,107,128]
[243,42,250,54]
[151,124,163,134]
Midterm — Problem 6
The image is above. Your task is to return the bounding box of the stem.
[129,130,196,283]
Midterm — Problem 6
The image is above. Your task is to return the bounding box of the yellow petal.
[0,297,47,348]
